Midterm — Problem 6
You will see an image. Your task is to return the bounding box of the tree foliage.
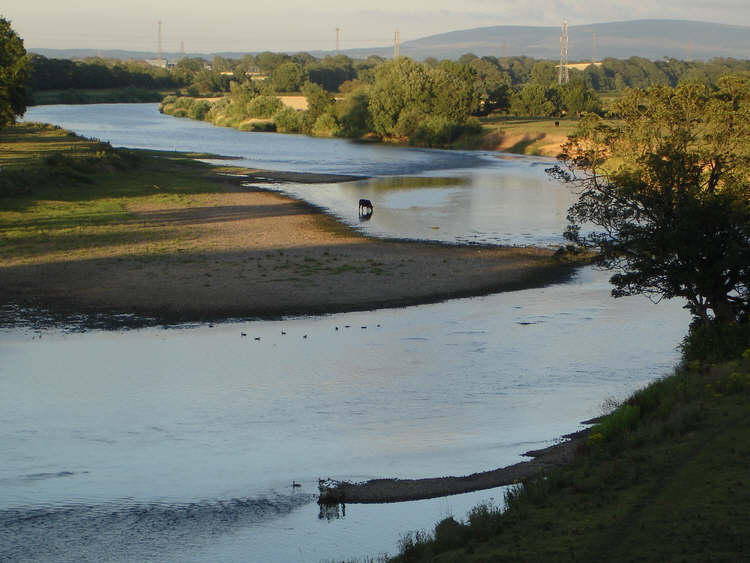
[0,17,29,128]
[270,62,307,92]
[549,78,750,326]
[368,58,478,138]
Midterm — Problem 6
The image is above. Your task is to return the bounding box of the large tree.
[549,78,750,326]
[0,17,29,128]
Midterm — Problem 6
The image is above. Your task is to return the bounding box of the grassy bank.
[389,345,750,562]
[30,88,169,105]
[0,122,242,265]
[478,116,580,156]
[159,94,585,156]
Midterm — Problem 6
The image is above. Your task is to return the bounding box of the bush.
[273,106,303,133]
[238,119,276,132]
[433,517,465,552]
[393,108,426,138]
[311,112,338,137]
[681,321,750,364]
[173,96,195,110]
[188,99,212,120]
[247,95,283,118]
[410,115,461,146]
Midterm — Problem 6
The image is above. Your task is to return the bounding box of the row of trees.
[27,55,181,91]
[162,55,607,145]
[28,47,750,117]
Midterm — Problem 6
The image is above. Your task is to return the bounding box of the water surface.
[1,269,689,562]
[1,104,692,562]
[25,104,576,247]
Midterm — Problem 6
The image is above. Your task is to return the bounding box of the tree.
[270,62,306,92]
[368,58,432,137]
[560,77,602,115]
[430,61,480,122]
[509,83,555,116]
[530,61,558,86]
[549,79,750,326]
[0,17,29,128]
[301,81,334,133]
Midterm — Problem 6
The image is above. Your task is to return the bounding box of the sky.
[4,0,750,53]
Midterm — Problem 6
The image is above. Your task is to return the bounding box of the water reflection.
[263,165,577,246]
[319,503,346,521]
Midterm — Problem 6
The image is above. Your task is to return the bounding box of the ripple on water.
[0,494,316,563]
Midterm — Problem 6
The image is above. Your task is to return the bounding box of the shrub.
[173,96,195,110]
[397,529,430,561]
[273,106,303,133]
[466,501,502,541]
[433,517,466,552]
[393,108,426,138]
[239,119,276,132]
[188,99,212,121]
[410,115,461,147]
[681,321,750,364]
[311,112,339,137]
[247,95,283,118]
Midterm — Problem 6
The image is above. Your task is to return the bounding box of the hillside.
[370,19,750,61]
[29,20,750,63]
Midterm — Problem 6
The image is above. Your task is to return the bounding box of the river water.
[1,104,691,562]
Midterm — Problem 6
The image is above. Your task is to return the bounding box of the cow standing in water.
[358,199,374,219]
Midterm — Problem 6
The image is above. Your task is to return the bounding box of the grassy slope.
[0,122,236,265]
[478,116,579,156]
[30,88,169,105]
[391,354,750,562]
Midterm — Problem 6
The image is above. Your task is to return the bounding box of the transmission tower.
[559,19,569,85]
[394,29,400,59]
[336,27,341,54]
[157,20,163,64]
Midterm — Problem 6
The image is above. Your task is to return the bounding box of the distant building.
[146,58,167,68]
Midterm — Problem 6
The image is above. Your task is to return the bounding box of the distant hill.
[29,20,750,63]
[344,20,750,61]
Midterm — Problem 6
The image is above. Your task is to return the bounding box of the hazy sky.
[4,0,749,53]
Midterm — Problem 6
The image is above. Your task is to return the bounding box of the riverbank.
[159,94,579,155]
[319,427,591,504]
[389,351,750,562]
[0,122,582,328]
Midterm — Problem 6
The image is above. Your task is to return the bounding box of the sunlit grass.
[0,122,231,265]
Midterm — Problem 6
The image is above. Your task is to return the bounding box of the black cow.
[358,199,373,215]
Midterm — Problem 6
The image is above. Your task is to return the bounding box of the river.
[0,104,691,562]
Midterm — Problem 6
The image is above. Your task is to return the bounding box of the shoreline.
[1,153,584,330]
[319,427,592,504]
